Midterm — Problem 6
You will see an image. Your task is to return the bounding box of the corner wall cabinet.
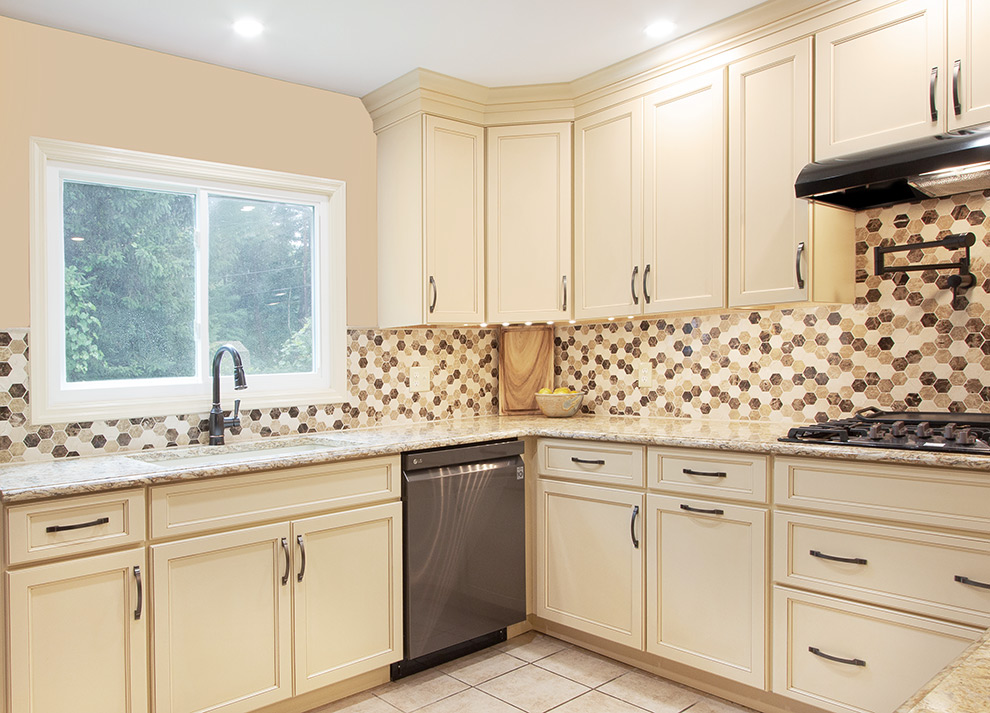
[947,0,990,130]
[486,123,572,323]
[377,113,485,327]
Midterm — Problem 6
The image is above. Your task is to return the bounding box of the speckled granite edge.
[3,414,990,502]
[895,628,990,713]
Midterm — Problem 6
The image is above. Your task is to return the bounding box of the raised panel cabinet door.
[948,0,990,130]
[536,479,644,648]
[152,523,292,713]
[574,99,644,320]
[487,123,572,323]
[645,495,767,688]
[643,69,726,314]
[424,115,485,324]
[815,0,946,160]
[292,502,402,693]
[728,37,812,307]
[7,548,148,713]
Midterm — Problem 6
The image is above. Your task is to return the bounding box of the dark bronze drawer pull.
[680,504,724,516]
[46,516,110,534]
[683,468,727,478]
[809,646,866,667]
[955,575,990,590]
[571,457,605,466]
[810,550,868,566]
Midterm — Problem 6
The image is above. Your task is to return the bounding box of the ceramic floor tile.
[684,697,757,713]
[478,664,589,713]
[533,646,630,687]
[373,669,468,713]
[310,691,403,713]
[437,647,527,685]
[549,690,653,713]
[495,632,568,662]
[598,671,702,713]
[416,687,525,713]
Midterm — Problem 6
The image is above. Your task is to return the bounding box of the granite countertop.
[3,413,990,503]
[895,628,990,713]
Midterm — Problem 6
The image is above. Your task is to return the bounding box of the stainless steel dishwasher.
[392,439,526,679]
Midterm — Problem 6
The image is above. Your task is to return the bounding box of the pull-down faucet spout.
[209,345,247,445]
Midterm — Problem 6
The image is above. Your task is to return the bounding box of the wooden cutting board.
[499,325,554,415]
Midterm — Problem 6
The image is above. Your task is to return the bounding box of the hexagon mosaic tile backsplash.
[1,190,989,462]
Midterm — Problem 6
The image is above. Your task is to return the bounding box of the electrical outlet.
[638,361,653,389]
[410,366,431,393]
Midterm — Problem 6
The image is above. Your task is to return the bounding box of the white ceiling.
[0,0,769,98]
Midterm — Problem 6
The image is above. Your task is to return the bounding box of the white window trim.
[30,137,347,425]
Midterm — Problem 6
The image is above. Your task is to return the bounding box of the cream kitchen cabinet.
[486,123,572,323]
[573,99,644,320]
[947,0,990,129]
[536,478,644,649]
[643,69,726,314]
[645,494,767,688]
[815,0,946,160]
[7,548,148,713]
[377,113,485,327]
[728,37,855,308]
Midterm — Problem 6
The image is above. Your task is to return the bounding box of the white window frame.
[30,138,347,424]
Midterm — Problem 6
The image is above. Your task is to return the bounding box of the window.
[30,139,346,423]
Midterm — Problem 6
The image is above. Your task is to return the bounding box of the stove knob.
[915,422,932,439]
[944,423,957,440]
[868,423,885,440]
[891,421,907,438]
[956,427,974,446]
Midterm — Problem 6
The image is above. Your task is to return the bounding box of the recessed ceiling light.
[644,19,676,39]
[70,236,84,242]
[233,18,264,38]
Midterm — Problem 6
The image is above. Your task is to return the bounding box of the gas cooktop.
[780,407,990,455]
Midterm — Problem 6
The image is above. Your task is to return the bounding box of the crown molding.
[361,0,872,132]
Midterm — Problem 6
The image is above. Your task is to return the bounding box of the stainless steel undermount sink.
[127,437,361,468]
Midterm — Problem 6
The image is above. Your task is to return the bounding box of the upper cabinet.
[574,100,644,320]
[643,70,726,314]
[377,114,485,327]
[487,123,572,323]
[815,0,945,160]
[947,0,990,129]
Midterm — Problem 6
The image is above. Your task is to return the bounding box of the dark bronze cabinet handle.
[809,646,866,667]
[955,575,990,590]
[683,468,727,478]
[643,264,651,304]
[680,504,724,516]
[280,537,290,586]
[133,565,143,621]
[296,534,307,583]
[630,505,640,549]
[953,59,962,116]
[930,66,939,122]
[810,549,868,566]
[795,241,806,289]
[428,276,438,313]
[631,266,640,305]
[46,516,110,534]
[562,275,568,312]
[571,457,605,465]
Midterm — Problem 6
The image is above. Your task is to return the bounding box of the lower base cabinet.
[7,548,148,713]
[773,587,982,713]
[645,494,767,688]
[152,503,402,713]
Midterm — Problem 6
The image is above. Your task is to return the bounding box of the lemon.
[537,387,552,394]
[553,387,571,394]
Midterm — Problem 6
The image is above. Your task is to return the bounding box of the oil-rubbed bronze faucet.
[209,345,247,445]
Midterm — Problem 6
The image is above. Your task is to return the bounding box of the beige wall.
[0,16,378,328]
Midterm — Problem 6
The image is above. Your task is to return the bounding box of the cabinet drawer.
[537,439,644,487]
[647,447,768,502]
[7,490,146,565]
[150,456,400,539]
[775,512,990,627]
[772,587,981,713]
[774,457,990,533]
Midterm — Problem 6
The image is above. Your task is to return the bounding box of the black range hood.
[795,124,990,210]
